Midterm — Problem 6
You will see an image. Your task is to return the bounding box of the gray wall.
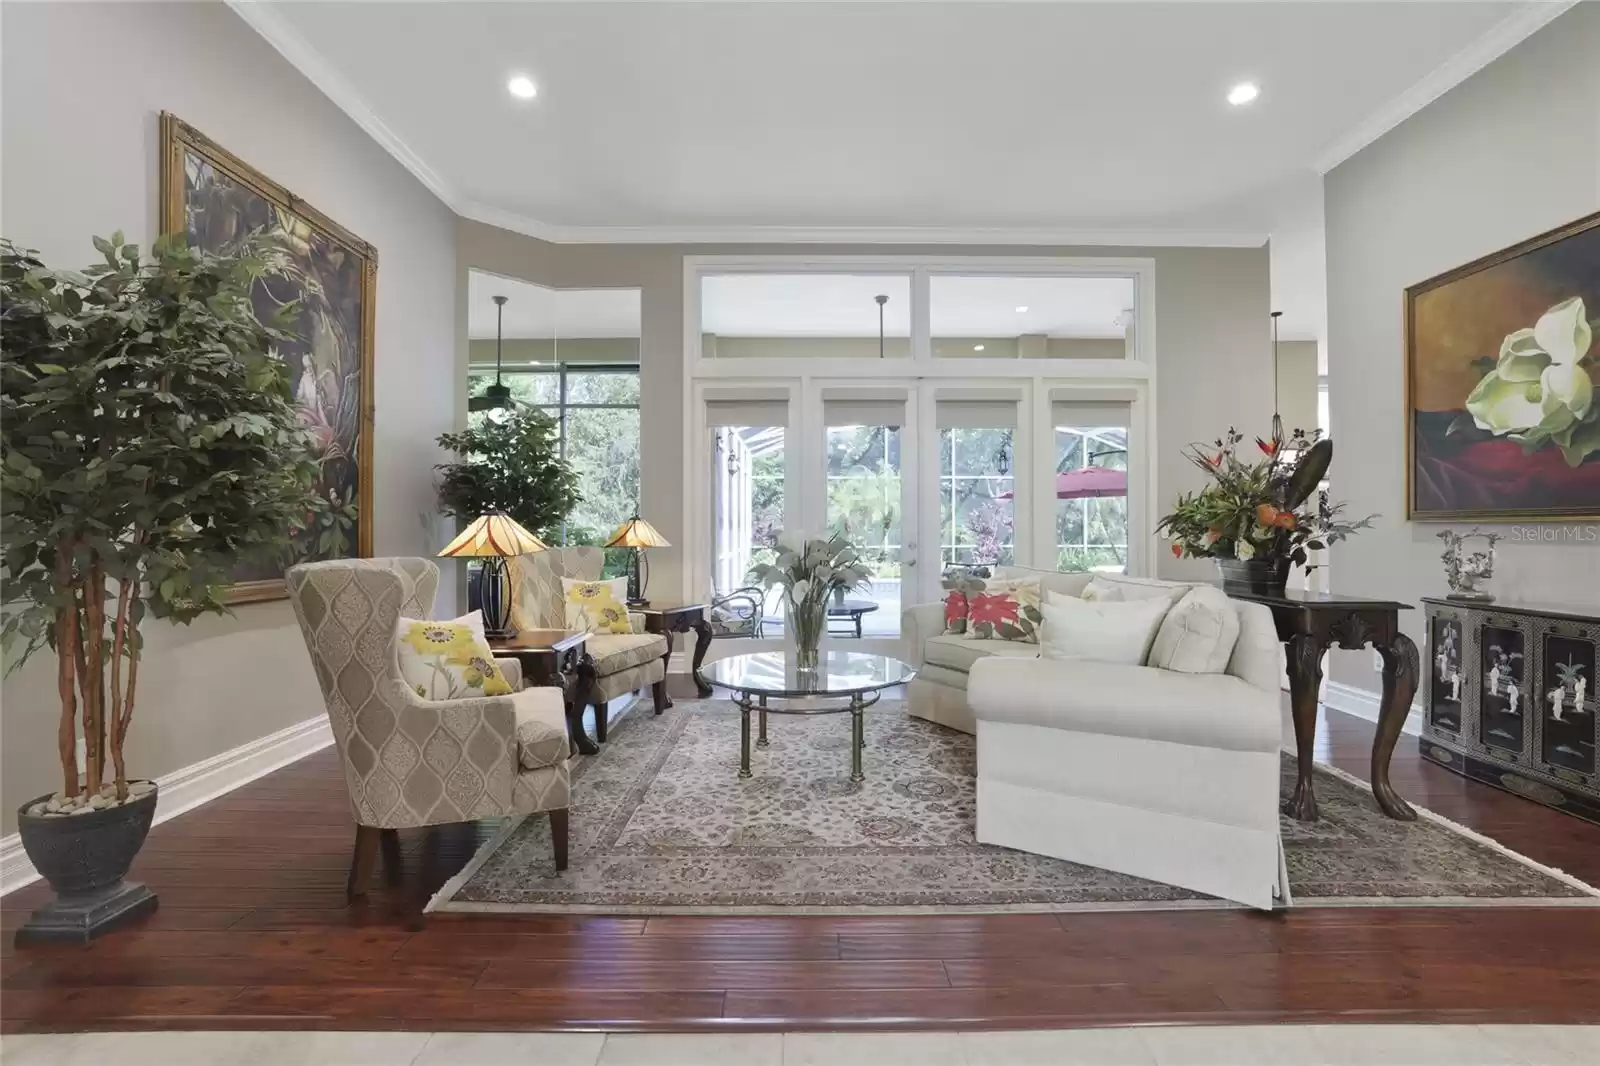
[1275,340,1321,439]
[458,221,1272,594]
[1323,3,1600,693]
[0,2,458,832]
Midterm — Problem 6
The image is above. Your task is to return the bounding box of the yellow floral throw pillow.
[562,577,632,634]
[395,613,513,701]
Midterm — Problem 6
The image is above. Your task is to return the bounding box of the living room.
[2,2,1597,1064]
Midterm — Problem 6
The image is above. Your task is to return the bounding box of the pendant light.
[875,294,888,358]
[1269,310,1284,445]
[469,294,514,413]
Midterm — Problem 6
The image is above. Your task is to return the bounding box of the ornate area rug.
[429,699,1599,914]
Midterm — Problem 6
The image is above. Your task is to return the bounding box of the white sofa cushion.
[968,656,1281,754]
[1148,586,1241,674]
[1084,572,1196,607]
[924,633,1040,673]
[1039,597,1170,666]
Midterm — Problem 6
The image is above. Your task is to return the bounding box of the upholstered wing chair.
[286,558,571,900]
[509,547,668,742]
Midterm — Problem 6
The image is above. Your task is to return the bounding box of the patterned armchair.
[509,547,669,740]
[286,557,571,900]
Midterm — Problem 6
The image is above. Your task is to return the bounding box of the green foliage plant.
[1,233,323,802]
[435,407,580,543]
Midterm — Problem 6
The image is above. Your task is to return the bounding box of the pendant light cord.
[1270,310,1284,444]
[493,294,508,387]
[876,294,888,358]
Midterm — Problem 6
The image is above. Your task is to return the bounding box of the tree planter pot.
[1215,557,1291,596]
[14,783,159,946]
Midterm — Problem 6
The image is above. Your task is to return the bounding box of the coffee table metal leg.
[739,699,753,779]
[757,694,769,748]
[850,695,865,783]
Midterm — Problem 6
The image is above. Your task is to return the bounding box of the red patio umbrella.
[1000,466,1127,500]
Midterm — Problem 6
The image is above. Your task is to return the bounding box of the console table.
[635,603,714,704]
[1420,597,1598,823]
[1226,589,1418,822]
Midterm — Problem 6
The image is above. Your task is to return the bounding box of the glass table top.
[699,651,916,698]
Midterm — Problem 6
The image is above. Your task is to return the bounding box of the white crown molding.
[1,716,332,897]
[457,199,1268,247]
[225,0,461,209]
[1313,0,1579,174]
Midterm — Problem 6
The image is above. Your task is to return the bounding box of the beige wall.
[458,221,1271,592]
[1323,3,1600,693]
[1275,340,1320,439]
[0,2,458,832]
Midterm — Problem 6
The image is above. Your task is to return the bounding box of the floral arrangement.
[1461,296,1596,467]
[748,531,873,665]
[1157,427,1373,573]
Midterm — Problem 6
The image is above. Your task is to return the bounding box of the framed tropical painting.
[1406,211,1600,521]
[159,114,376,602]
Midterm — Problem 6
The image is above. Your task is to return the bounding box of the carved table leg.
[691,617,714,698]
[1373,632,1420,821]
[656,646,675,711]
[565,654,600,757]
[757,694,769,748]
[1283,632,1327,821]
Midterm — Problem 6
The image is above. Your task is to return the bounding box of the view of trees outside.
[747,444,785,571]
[468,369,639,576]
[940,427,1015,572]
[1055,426,1129,572]
[826,425,902,579]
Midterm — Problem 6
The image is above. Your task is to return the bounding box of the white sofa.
[902,568,1289,910]
[904,566,1096,734]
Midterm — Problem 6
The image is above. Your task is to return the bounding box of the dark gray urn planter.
[1215,557,1291,596]
[14,783,159,946]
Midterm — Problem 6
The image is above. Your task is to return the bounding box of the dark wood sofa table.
[487,629,600,756]
[1227,588,1419,823]
[635,603,714,704]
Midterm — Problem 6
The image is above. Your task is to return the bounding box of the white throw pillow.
[1088,572,1195,608]
[1038,596,1171,667]
[1148,586,1242,675]
[1079,579,1125,602]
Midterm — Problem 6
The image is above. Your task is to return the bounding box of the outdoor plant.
[435,406,581,543]
[1,233,323,810]
[748,531,873,666]
[1157,425,1374,574]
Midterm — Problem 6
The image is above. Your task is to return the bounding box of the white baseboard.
[1,715,333,897]
[1322,681,1424,737]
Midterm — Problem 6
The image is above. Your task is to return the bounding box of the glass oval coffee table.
[698,651,916,782]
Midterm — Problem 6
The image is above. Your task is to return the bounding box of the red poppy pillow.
[967,578,1043,643]
[940,584,971,635]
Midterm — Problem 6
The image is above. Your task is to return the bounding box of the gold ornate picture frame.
[159,113,376,603]
[1404,211,1600,522]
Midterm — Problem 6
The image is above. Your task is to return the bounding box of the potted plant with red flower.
[1156,426,1374,594]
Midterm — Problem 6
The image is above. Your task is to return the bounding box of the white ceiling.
[702,274,1134,337]
[244,0,1548,243]
[468,271,640,339]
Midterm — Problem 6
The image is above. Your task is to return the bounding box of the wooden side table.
[635,604,714,705]
[1227,588,1419,822]
[487,629,600,756]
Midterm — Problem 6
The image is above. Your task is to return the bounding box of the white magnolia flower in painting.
[1466,297,1595,461]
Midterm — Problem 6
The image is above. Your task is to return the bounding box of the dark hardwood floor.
[5,675,1600,1034]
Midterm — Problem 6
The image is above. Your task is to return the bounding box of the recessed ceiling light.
[508,75,538,100]
[973,344,985,351]
[1227,82,1259,106]
[1015,306,1029,313]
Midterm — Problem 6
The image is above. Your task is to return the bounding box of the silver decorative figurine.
[1437,528,1499,602]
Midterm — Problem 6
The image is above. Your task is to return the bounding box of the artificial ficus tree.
[1,233,323,803]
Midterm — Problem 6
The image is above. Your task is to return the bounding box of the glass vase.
[789,592,826,670]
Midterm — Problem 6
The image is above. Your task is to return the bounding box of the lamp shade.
[605,516,671,549]
[438,512,547,558]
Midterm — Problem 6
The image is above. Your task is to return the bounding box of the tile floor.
[0,1025,1595,1065]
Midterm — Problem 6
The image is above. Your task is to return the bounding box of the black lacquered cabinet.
[1421,597,1598,824]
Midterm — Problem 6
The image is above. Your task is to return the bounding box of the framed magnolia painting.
[1406,211,1600,521]
[159,113,376,602]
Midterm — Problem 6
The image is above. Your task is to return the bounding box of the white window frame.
[680,256,1158,615]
